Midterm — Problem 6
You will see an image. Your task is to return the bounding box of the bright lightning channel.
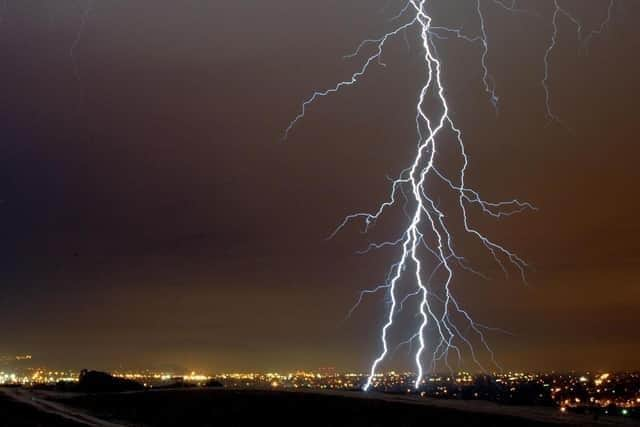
[284,1,613,392]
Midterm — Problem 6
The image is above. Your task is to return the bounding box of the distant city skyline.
[1,352,638,377]
[2,364,639,417]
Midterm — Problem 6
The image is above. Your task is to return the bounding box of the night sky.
[1,1,639,373]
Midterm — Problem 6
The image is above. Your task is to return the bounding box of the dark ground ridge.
[50,388,632,427]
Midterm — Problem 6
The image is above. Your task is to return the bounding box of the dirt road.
[0,387,125,427]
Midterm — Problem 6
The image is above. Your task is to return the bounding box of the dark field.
[0,393,83,427]
[55,389,565,427]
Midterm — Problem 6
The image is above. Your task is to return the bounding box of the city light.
[1,364,638,416]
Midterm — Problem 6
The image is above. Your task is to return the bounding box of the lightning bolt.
[70,0,93,107]
[284,1,613,391]
[543,0,614,122]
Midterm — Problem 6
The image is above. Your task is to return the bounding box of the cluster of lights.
[1,364,637,418]
[545,372,640,416]
[0,370,78,385]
